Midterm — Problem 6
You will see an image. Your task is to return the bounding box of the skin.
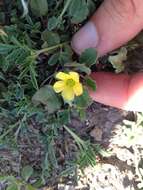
[72,0,143,111]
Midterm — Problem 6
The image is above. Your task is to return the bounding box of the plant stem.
[59,0,72,19]
[0,114,26,141]
[36,42,68,56]
[0,99,5,103]
[0,121,19,141]
[63,125,85,149]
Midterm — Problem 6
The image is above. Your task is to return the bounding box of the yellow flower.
[53,71,83,101]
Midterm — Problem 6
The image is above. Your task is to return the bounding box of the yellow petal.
[73,83,83,96]
[56,72,70,81]
[69,72,79,82]
[62,87,74,101]
[53,81,65,93]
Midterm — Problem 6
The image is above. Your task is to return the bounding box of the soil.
[0,101,142,190]
[64,103,139,190]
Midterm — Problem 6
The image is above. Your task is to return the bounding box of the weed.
[0,0,101,188]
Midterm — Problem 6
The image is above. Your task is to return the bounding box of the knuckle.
[104,0,137,21]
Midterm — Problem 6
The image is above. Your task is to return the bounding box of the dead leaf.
[109,47,127,73]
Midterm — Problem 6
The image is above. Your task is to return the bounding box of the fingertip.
[71,22,99,54]
[72,0,143,56]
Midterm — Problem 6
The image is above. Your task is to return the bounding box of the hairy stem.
[36,42,69,56]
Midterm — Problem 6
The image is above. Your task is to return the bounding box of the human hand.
[72,0,143,112]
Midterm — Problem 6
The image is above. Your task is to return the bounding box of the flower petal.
[73,83,83,96]
[62,87,74,101]
[56,72,70,81]
[69,72,79,82]
[53,81,65,93]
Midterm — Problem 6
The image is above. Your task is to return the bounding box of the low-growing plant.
[0,0,102,188]
[0,166,35,190]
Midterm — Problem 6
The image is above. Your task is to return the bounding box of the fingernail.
[71,22,99,54]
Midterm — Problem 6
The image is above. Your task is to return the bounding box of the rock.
[90,128,103,141]
[58,184,75,190]
[114,148,134,163]
[107,111,123,123]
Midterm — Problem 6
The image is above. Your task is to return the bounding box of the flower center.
[66,79,75,87]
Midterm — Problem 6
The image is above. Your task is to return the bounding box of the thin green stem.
[0,114,26,141]
[59,0,72,19]
[63,125,85,149]
[0,99,5,103]
[36,42,68,56]
[0,122,19,141]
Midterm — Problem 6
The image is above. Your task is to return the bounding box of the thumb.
[72,0,143,55]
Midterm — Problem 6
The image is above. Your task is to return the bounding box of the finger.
[90,72,143,112]
[72,0,143,55]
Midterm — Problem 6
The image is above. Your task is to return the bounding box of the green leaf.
[0,176,15,182]
[79,48,98,67]
[78,108,86,120]
[21,165,34,181]
[41,31,60,46]
[57,109,71,125]
[30,0,48,17]
[77,143,96,168]
[32,85,62,114]
[19,66,29,80]
[48,16,60,31]
[29,64,39,90]
[59,52,71,65]
[63,44,73,58]
[0,56,7,71]
[48,53,59,66]
[64,125,96,168]
[68,0,89,23]
[6,48,29,65]
[32,178,43,188]
[87,0,96,13]
[85,77,96,91]
[26,184,36,190]
[0,43,16,54]
[0,71,5,80]
[6,48,22,63]
[6,184,18,190]
[75,89,92,108]
[41,152,50,181]
[66,62,91,75]
[48,142,58,169]
[75,64,91,75]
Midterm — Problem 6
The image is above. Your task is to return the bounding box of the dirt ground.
[72,103,139,190]
[1,101,143,190]
[56,103,140,190]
